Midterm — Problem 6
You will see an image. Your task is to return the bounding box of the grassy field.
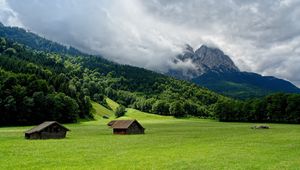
[1,103,300,169]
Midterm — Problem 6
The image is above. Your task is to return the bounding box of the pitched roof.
[111,120,144,129]
[25,121,69,134]
[107,120,117,126]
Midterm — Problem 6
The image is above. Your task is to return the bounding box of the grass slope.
[124,108,174,121]
[1,103,300,169]
[91,101,114,119]
[106,98,120,112]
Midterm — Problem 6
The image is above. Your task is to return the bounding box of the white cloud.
[2,0,300,86]
[0,0,23,26]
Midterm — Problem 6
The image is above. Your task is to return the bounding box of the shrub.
[115,105,126,118]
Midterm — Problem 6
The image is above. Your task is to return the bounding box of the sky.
[1,0,300,86]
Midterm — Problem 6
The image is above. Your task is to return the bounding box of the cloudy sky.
[1,0,300,86]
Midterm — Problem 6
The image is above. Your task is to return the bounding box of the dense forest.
[0,38,92,125]
[0,24,300,125]
[215,93,300,123]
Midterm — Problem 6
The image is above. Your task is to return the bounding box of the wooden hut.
[111,120,145,135]
[25,121,70,139]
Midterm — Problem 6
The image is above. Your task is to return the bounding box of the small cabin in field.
[110,120,145,135]
[25,121,70,139]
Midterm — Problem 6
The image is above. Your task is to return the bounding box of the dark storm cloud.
[1,0,300,86]
[141,0,300,85]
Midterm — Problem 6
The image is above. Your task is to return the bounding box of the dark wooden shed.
[25,121,70,139]
[111,120,145,135]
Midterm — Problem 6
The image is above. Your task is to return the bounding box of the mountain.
[169,45,239,79]
[0,25,226,126]
[4,22,298,100]
[168,45,300,99]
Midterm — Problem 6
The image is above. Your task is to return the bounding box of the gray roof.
[25,121,70,134]
[111,120,144,129]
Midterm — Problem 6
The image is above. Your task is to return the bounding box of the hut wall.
[25,132,41,139]
[127,123,144,134]
[40,131,67,139]
[37,125,67,139]
[113,129,127,134]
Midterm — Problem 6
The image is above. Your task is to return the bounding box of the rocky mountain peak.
[169,44,240,80]
[176,44,195,62]
[193,45,240,72]
[184,44,194,53]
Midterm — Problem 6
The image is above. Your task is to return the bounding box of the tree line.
[214,93,300,123]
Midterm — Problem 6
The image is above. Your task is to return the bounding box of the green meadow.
[1,102,300,170]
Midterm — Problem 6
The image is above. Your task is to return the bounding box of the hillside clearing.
[106,98,120,112]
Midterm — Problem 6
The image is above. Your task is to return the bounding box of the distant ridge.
[0,23,84,56]
[168,45,300,99]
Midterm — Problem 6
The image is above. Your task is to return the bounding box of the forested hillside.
[0,37,225,126]
[1,24,300,125]
[0,38,93,125]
